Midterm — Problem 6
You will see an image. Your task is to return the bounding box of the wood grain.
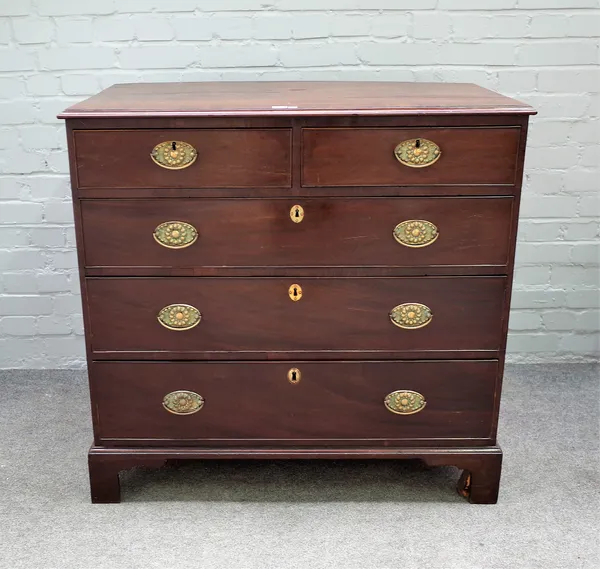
[80,197,514,271]
[302,127,520,187]
[91,360,498,444]
[59,81,535,118]
[74,128,292,189]
[86,276,507,355]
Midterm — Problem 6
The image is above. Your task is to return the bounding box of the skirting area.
[1,364,598,569]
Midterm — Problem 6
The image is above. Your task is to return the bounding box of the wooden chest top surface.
[59,81,535,118]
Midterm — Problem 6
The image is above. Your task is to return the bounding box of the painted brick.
[37,0,117,16]
[53,295,83,315]
[529,15,569,38]
[518,41,598,66]
[291,15,330,40]
[566,290,600,309]
[171,17,213,41]
[94,18,136,41]
[580,197,600,218]
[509,311,542,331]
[0,317,37,336]
[558,333,599,355]
[0,102,36,125]
[26,75,61,96]
[330,15,370,38]
[1,1,32,16]
[132,16,175,41]
[56,18,94,43]
[0,228,29,247]
[203,44,279,68]
[30,228,66,248]
[506,333,560,353]
[0,78,23,99]
[49,252,79,269]
[38,316,72,335]
[0,203,44,224]
[568,14,600,37]
[61,74,101,96]
[518,0,597,7]
[12,18,54,44]
[0,296,53,316]
[370,14,412,38]
[254,16,294,40]
[19,126,62,150]
[511,290,567,309]
[438,43,516,66]
[2,273,39,294]
[520,196,578,219]
[40,47,116,70]
[518,221,563,242]
[512,265,552,285]
[563,222,600,241]
[542,310,579,331]
[537,69,600,94]
[570,243,600,265]
[37,273,71,293]
[120,46,199,69]
[358,42,437,65]
[551,266,599,288]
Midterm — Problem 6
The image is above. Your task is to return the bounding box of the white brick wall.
[1,1,599,368]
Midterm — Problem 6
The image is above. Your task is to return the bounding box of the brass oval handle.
[390,303,432,329]
[393,220,438,248]
[394,138,441,168]
[151,140,198,170]
[290,205,304,223]
[154,221,198,249]
[287,368,301,384]
[384,390,426,415]
[288,284,302,301]
[158,304,201,331]
[163,390,204,415]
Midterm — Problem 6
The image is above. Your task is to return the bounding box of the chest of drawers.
[60,82,534,504]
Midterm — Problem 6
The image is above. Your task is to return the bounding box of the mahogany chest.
[59,82,534,503]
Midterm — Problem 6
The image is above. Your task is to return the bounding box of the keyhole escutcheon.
[287,368,301,384]
[290,204,304,223]
[288,283,303,301]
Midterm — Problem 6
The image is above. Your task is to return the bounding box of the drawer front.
[74,129,292,189]
[81,197,513,269]
[91,360,498,444]
[302,127,520,187]
[87,277,506,355]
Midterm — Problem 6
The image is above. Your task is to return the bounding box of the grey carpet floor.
[0,364,598,569]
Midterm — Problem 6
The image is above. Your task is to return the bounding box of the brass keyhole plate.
[287,368,301,384]
[288,284,303,301]
[290,205,304,223]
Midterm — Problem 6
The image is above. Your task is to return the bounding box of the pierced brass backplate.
[154,221,198,249]
[287,368,301,384]
[151,140,198,170]
[290,205,304,223]
[390,303,433,329]
[163,390,204,415]
[384,390,426,415]
[288,284,302,301]
[393,220,439,248]
[157,304,201,331]
[394,138,441,168]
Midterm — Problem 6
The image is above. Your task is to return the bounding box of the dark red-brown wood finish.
[61,82,534,504]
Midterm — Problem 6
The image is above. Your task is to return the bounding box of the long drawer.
[86,276,506,356]
[81,197,513,270]
[91,360,499,444]
[73,129,292,188]
[302,127,521,187]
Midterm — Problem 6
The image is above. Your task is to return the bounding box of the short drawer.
[86,276,506,356]
[91,360,499,444]
[302,127,521,187]
[81,197,513,270]
[73,129,292,189]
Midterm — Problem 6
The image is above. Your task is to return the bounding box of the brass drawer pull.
[154,221,198,249]
[151,140,198,170]
[163,390,204,415]
[290,204,304,223]
[158,304,201,331]
[288,284,302,301]
[287,368,301,384]
[394,138,441,168]
[393,220,438,248]
[384,390,426,415]
[390,303,432,329]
